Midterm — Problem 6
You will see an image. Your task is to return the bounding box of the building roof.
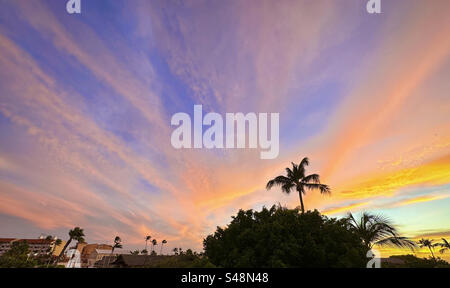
[21,239,52,244]
[112,255,170,267]
[0,238,52,244]
[95,249,115,254]
[81,244,113,257]
[94,256,118,268]
[0,238,16,243]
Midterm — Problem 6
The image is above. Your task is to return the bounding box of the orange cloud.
[337,155,450,200]
[322,202,369,216]
[319,2,450,182]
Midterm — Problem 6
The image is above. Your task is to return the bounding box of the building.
[0,238,16,256]
[93,255,118,268]
[52,240,66,256]
[80,244,113,267]
[87,249,118,268]
[0,238,53,256]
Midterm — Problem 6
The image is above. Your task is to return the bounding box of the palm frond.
[266,176,291,190]
[299,157,310,168]
[285,167,294,178]
[302,183,331,195]
[375,237,416,250]
[297,158,309,178]
[441,238,450,248]
[303,174,320,184]
[281,182,295,194]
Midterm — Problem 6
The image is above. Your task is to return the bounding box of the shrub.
[204,206,368,268]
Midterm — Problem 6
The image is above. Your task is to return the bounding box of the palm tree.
[55,227,85,264]
[111,236,122,254]
[151,239,157,253]
[438,238,450,255]
[130,250,140,255]
[160,240,167,255]
[346,212,416,250]
[145,235,151,252]
[46,236,62,267]
[105,236,122,268]
[266,157,330,213]
[418,238,438,260]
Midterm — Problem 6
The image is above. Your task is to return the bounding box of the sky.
[0,0,449,260]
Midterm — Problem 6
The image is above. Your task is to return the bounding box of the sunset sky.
[0,0,449,259]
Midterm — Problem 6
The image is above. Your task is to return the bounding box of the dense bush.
[0,241,37,268]
[204,206,368,268]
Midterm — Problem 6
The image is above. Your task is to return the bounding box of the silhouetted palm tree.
[438,238,450,255]
[151,239,157,253]
[56,227,85,264]
[346,212,415,250]
[145,235,151,252]
[418,238,438,260]
[105,236,122,268]
[130,250,140,255]
[46,236,62,267]
[112,236,122,254]
[160,240,167,255]
[266,157,330,213]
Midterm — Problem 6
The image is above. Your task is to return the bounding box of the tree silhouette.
[418,238,438,260]
[105,236,122,268]
[204,206,368,267]
[130,250,140,255]
[346,212,415,250]
[46,236,62,267]
[266,157,330,213]
[152,239,158,253]
[438,238,450,255]
[160,240,167,255]
[145,235,151,252]
[56,227,85,264]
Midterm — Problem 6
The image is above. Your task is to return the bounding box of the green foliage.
[204,205,368,268]
[382,254,450,268]
[0,241,37,268]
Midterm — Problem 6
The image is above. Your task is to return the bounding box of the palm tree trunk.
[46,245,56,268]
[429,246,436,260]
[55,238,72,264]
[298,191,305,213]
